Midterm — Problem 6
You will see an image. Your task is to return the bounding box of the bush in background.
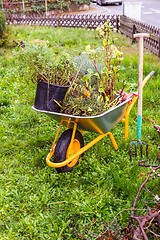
[32,0,91,13]
[1,0,91,14]
[0,10,6,37]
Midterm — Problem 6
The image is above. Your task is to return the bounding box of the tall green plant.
[62,21,125,116]
[83,21,124,102]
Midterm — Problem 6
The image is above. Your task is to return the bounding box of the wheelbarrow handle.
[149,70,155,78]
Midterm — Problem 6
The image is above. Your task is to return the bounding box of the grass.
[0,25,160,239]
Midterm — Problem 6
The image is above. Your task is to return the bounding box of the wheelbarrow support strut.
[46,119,118,168]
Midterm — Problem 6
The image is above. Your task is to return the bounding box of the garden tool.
[130,33,150,160]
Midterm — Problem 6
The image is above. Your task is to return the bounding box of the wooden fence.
[6,13,119,29]
[119,15,160,57]
[5,13,160,57]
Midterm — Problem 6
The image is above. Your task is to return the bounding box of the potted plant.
[61,21,126,116]
[14,39,78,112]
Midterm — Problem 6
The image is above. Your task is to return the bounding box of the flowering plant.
[82,21,124,103]
[61,21,126,116]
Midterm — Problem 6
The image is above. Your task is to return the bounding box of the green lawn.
[0,25,160,239]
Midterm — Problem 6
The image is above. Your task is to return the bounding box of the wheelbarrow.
[32,71,154,173]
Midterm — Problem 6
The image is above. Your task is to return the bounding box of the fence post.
[22,0,25,10]
[1,0,4,10]
[116,16,119,32]
[159,38,160,58]
[45,0,47,15]
[132,24,136,44]
[57,15,60,28]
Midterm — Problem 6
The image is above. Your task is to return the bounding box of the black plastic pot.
[34,80,70,112]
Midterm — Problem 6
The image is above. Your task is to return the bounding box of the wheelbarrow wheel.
[54,129,84,173]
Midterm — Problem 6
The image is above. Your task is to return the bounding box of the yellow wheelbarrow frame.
[46,120,119,168]
[32,71,154,171]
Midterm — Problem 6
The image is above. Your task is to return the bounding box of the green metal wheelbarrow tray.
[32,72,154,173]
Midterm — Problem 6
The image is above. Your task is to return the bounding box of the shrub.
[14,39,78,85]
[72,0,91,4]
[0,11,6,38]
[31,0,91,13]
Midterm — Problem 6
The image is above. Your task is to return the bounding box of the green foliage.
[72,0,91,4]
[3,0,91,13]
[0,25,160,239]
[1,25,14,47]
[0,10,6,37]
[84,21,125,101]
[0,11,15,47]
[62,22,125,116]
[61,82,110,116]
[14,39,77,86]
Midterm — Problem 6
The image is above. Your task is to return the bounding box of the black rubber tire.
[54,129,84,173]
